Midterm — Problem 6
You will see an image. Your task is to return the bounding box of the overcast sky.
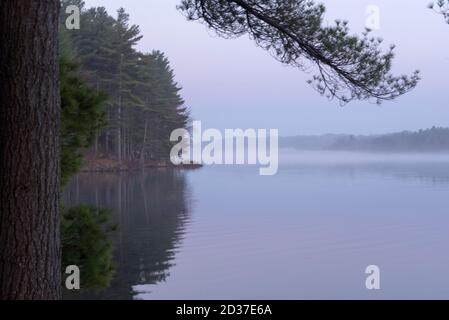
[83,0,449,135]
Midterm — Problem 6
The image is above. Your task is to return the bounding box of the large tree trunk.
[117,54,124,162]
[140,118,149,168]
[117,108,122,162]
[0,1,61,300]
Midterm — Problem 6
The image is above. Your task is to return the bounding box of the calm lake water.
[64,151,449,299]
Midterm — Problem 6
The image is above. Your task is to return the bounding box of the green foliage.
[62,205,118,290]
[60,55,107,186]
[60,24,108,186]
[178,0,420,104]
[60,56,115,290]
[130,51,190,160]
[61,1,190,161]
[60,59,115,290]
[60,6,115,291]
[58,1,189,293]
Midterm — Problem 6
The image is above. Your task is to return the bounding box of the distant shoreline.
[280,127,449,153]
[279,147,449,154]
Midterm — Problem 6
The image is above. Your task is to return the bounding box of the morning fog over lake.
[64,151,449,300]
[3,0,449,305]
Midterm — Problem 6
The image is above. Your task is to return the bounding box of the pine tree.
[111,8,144,162]
[60,51,107,186]
[178,0,420,104]
[62,4,190,164]
[429,1,449,23]
[60,23,115,291]
[0,0,61,300]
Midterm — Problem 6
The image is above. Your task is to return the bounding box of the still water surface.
[64,152,449,299]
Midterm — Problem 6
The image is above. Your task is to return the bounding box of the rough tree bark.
[0,1,62,300]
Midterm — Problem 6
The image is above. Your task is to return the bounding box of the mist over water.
[64,150,449,300]
[280,150,449,165]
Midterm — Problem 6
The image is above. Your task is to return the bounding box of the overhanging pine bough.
[429,0,449,24]
[178,0,420,104]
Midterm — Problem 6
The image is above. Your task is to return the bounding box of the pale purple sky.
[83,0,449,135]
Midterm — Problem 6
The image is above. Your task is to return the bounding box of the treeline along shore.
[281,127,449,153]
[61,1,193,173]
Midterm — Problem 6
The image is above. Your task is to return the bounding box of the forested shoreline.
[58,1,194,291]
[61,1,190,172]
[1,0,448,300]
[281,127,449,152]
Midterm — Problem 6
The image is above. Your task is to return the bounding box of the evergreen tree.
[2,0,423,299]
[178,0,420,104]
[61,3,190,164]
[430,1,449,23]
[60,54,107,186]
[61,205,117,290]
[110,8,144,161]
[134,51,189,161]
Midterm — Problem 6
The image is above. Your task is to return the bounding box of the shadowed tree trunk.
[0,1,61,300]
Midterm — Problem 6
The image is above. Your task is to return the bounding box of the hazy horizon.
[4,0,449,303]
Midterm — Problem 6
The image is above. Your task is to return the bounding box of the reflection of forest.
[63,169,191,300]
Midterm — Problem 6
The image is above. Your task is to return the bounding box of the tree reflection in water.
[63,169,192,300]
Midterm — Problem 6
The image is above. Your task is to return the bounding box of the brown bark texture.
[0,0,61,300]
